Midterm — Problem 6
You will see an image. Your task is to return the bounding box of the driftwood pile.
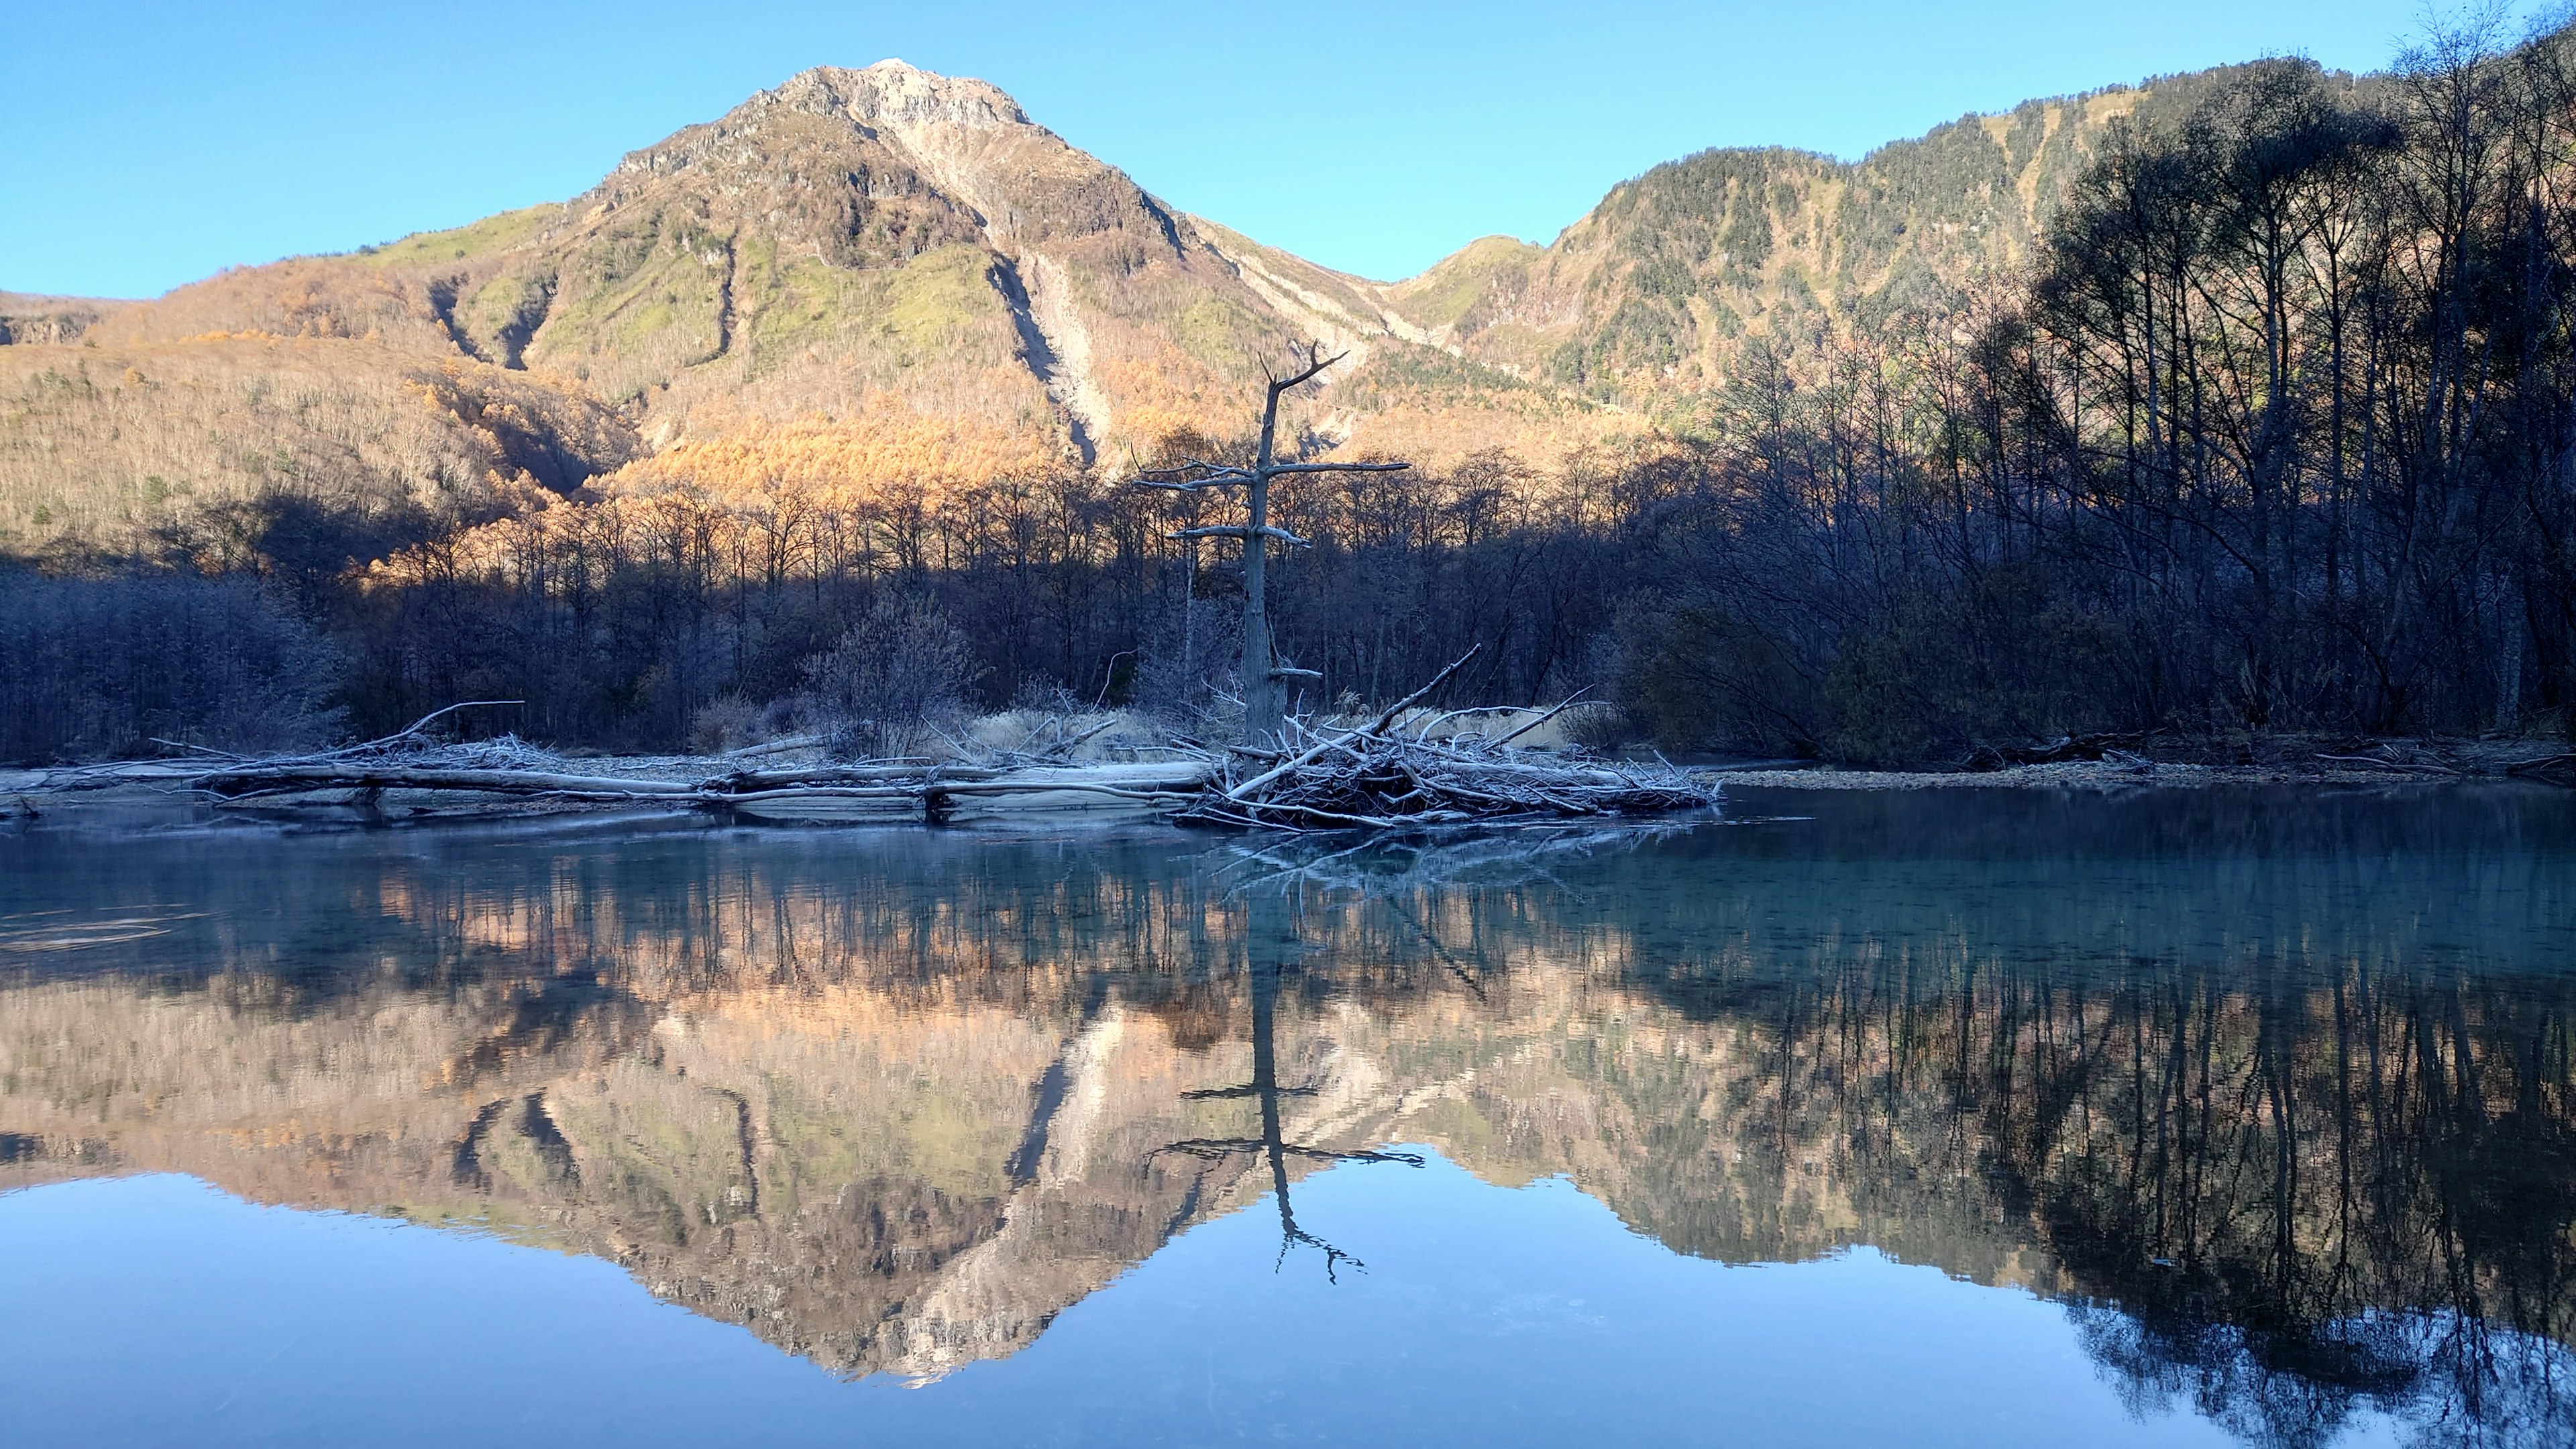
[1177,653,1710,830]
[26,665,1714,832]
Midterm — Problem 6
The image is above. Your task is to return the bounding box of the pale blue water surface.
[3,786,2569,1446]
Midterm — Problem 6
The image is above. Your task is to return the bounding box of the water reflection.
[2,789,2573,1444]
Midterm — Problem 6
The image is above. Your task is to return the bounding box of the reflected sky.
[3,1164,2263,1448]
[3,785,2573,1446]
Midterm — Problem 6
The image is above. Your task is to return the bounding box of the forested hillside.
[1393,61,2304,416]
[0,56,2214,559]
[8,21,2576,762]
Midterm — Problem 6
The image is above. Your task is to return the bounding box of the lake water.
[2,786,2572,1447]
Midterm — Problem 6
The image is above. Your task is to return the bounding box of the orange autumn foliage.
[602,402,1075,510]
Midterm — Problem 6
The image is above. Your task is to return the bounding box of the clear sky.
[0,1,2536,299]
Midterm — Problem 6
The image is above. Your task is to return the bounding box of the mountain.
[0,292,127,345]
[1381,59,2328,420]
[0,58,2307,553]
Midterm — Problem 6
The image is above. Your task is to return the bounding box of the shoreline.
[7,720,2570,820]
[5,754,2556,822]
[1708,760,2502,791]
[1709,736,2575,792]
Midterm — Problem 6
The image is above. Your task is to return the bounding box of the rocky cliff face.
[0,292,126,346]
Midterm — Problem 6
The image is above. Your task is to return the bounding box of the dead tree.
[1126,343,1409,743]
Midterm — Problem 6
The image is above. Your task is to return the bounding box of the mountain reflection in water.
[2,787,2573,1446]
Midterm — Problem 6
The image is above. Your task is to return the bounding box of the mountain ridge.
[0,55,2311,550]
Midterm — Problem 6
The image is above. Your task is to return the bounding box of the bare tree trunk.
[1124,344,1410,746]
[1243,437,1281,742]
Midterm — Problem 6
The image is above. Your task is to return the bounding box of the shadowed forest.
[11,25,2576,763]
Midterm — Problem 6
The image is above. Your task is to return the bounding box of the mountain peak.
[757,59,1034,136]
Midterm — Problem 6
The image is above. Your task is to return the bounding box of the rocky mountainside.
[0,292,128,346]
[0,58,2315,551]
[1376,58,2334,422]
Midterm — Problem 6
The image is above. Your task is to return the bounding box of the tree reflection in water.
[1200,815,2576,1447]
[0,792,2571,1442]
[1153,827,1681,1277]
[1156,956,1423,1282]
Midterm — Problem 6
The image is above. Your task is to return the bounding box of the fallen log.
[198,765,700,798]
[2506,752,2576,786]
[33,682,1710,830]
[1962,733,2153,771]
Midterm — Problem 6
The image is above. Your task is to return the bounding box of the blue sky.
[0,1,2533,299]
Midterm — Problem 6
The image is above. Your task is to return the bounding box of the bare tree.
[1126,343,1409,743]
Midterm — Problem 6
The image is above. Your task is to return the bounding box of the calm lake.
[3,786,2571,1447]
